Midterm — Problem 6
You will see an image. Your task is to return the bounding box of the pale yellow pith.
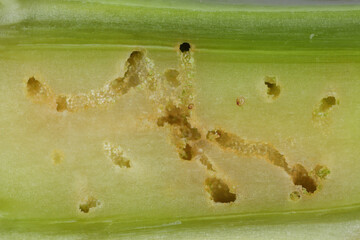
[0,46,358,221]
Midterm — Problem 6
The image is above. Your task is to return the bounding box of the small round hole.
[179,42,191,52]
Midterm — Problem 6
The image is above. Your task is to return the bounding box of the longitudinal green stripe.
[1,1,360,51]
[1,202,360,238]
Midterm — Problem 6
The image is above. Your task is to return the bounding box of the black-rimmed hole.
[179,42,191,52]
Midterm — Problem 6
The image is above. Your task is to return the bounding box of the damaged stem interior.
[0,41,358,228]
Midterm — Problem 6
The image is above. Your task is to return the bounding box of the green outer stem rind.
[1,1,360,51]
[1,202,360,239]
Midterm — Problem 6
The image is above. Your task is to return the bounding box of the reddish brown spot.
[27,77,42,96]
[236,97,245,106]
[179,143,193,160]
[56,95,67,112]
[291,164,317,193]
[205,177,236,203]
